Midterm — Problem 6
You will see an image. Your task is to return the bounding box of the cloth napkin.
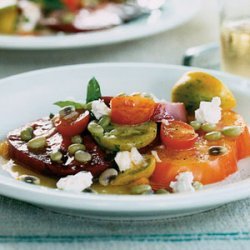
[0,194,250,250]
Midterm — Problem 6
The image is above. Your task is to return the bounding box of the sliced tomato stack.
[150,110,250,190]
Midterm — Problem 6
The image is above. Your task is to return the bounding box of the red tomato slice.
[160,120,198,150]
[54,111,90,137]
[110,96,156,125]
[62,0,81,12]
[101,96,113,107]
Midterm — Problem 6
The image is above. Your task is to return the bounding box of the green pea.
[74,150,92,163]
[50,151,63,163]
[222,126,243,138]
[208,146,227,156]
[98,115,111,129]
[68,144,86,155]
[130,184,152,195]
[192,181,203,190]
[155,189,169,194]
[205,131,222,141]
[20,127,34,142]
[27,136,47,150]
[71,135,83,144]
[201,123,217,132]
[190,121,201,131]
[88,122,104,136]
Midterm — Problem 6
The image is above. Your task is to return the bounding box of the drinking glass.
[219,0,250,77]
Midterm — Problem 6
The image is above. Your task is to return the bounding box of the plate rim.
[0,0,201,50]
[0,62,250,215]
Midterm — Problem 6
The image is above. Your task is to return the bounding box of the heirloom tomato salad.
[0,71,250,195]
[0,0,141,36]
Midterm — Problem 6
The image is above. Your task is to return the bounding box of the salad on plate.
[0,0,160,35]
[0,71,249,195]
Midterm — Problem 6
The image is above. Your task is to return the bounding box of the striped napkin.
[0,195,249,250]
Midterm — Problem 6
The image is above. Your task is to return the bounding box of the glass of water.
[219,0,250,77]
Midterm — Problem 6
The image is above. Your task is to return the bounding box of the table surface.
[1,1,249,250]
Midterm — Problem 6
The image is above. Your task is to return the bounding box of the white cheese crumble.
[151,151,162,163]
[18,0,41,32]
[195,97,222,124]
[91,99,111,120]
[161,119,169,126]
[114,151,131,172]
[56,171,93,192]
[130,147,145,166]
[170,172,195,193]
[115,147,145,172]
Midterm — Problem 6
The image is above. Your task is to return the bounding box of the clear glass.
[219,0,250,77]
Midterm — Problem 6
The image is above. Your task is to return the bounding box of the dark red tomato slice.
[160,120,198,150]
[54,111,90,137]
[101,96,113,107]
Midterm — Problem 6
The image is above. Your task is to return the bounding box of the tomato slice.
[151,111,250,190]
[110,96,156,125]
[62,0,81,12]
[101,96,113,107]
[160,120,198,150]
[217,110,250,160]
[54,111,90,137]
[150,139,238,190]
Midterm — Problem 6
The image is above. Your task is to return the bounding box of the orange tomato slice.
[110,96,155,125]
[150,111,250,189]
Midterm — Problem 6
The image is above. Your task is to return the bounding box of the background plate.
[0,63,250,220]
[0,0,200,50]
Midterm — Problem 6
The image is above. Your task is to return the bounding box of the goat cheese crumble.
[18,0,41,32]
[195,97,221,124]
[56,171,93,192]
[91,99,111,120]
[115,147,145,172]
[170,172,195,193]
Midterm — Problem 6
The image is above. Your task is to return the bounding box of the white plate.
[0,0,200,50]
[0,63,250,220]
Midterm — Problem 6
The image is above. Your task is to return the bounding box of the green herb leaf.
[30,0,64,11]
[54,100,85,110]
[86,77,102,103]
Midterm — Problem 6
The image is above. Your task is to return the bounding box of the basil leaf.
[54,100,85,110]
[86,77,102,103]
[30,0,64,11]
